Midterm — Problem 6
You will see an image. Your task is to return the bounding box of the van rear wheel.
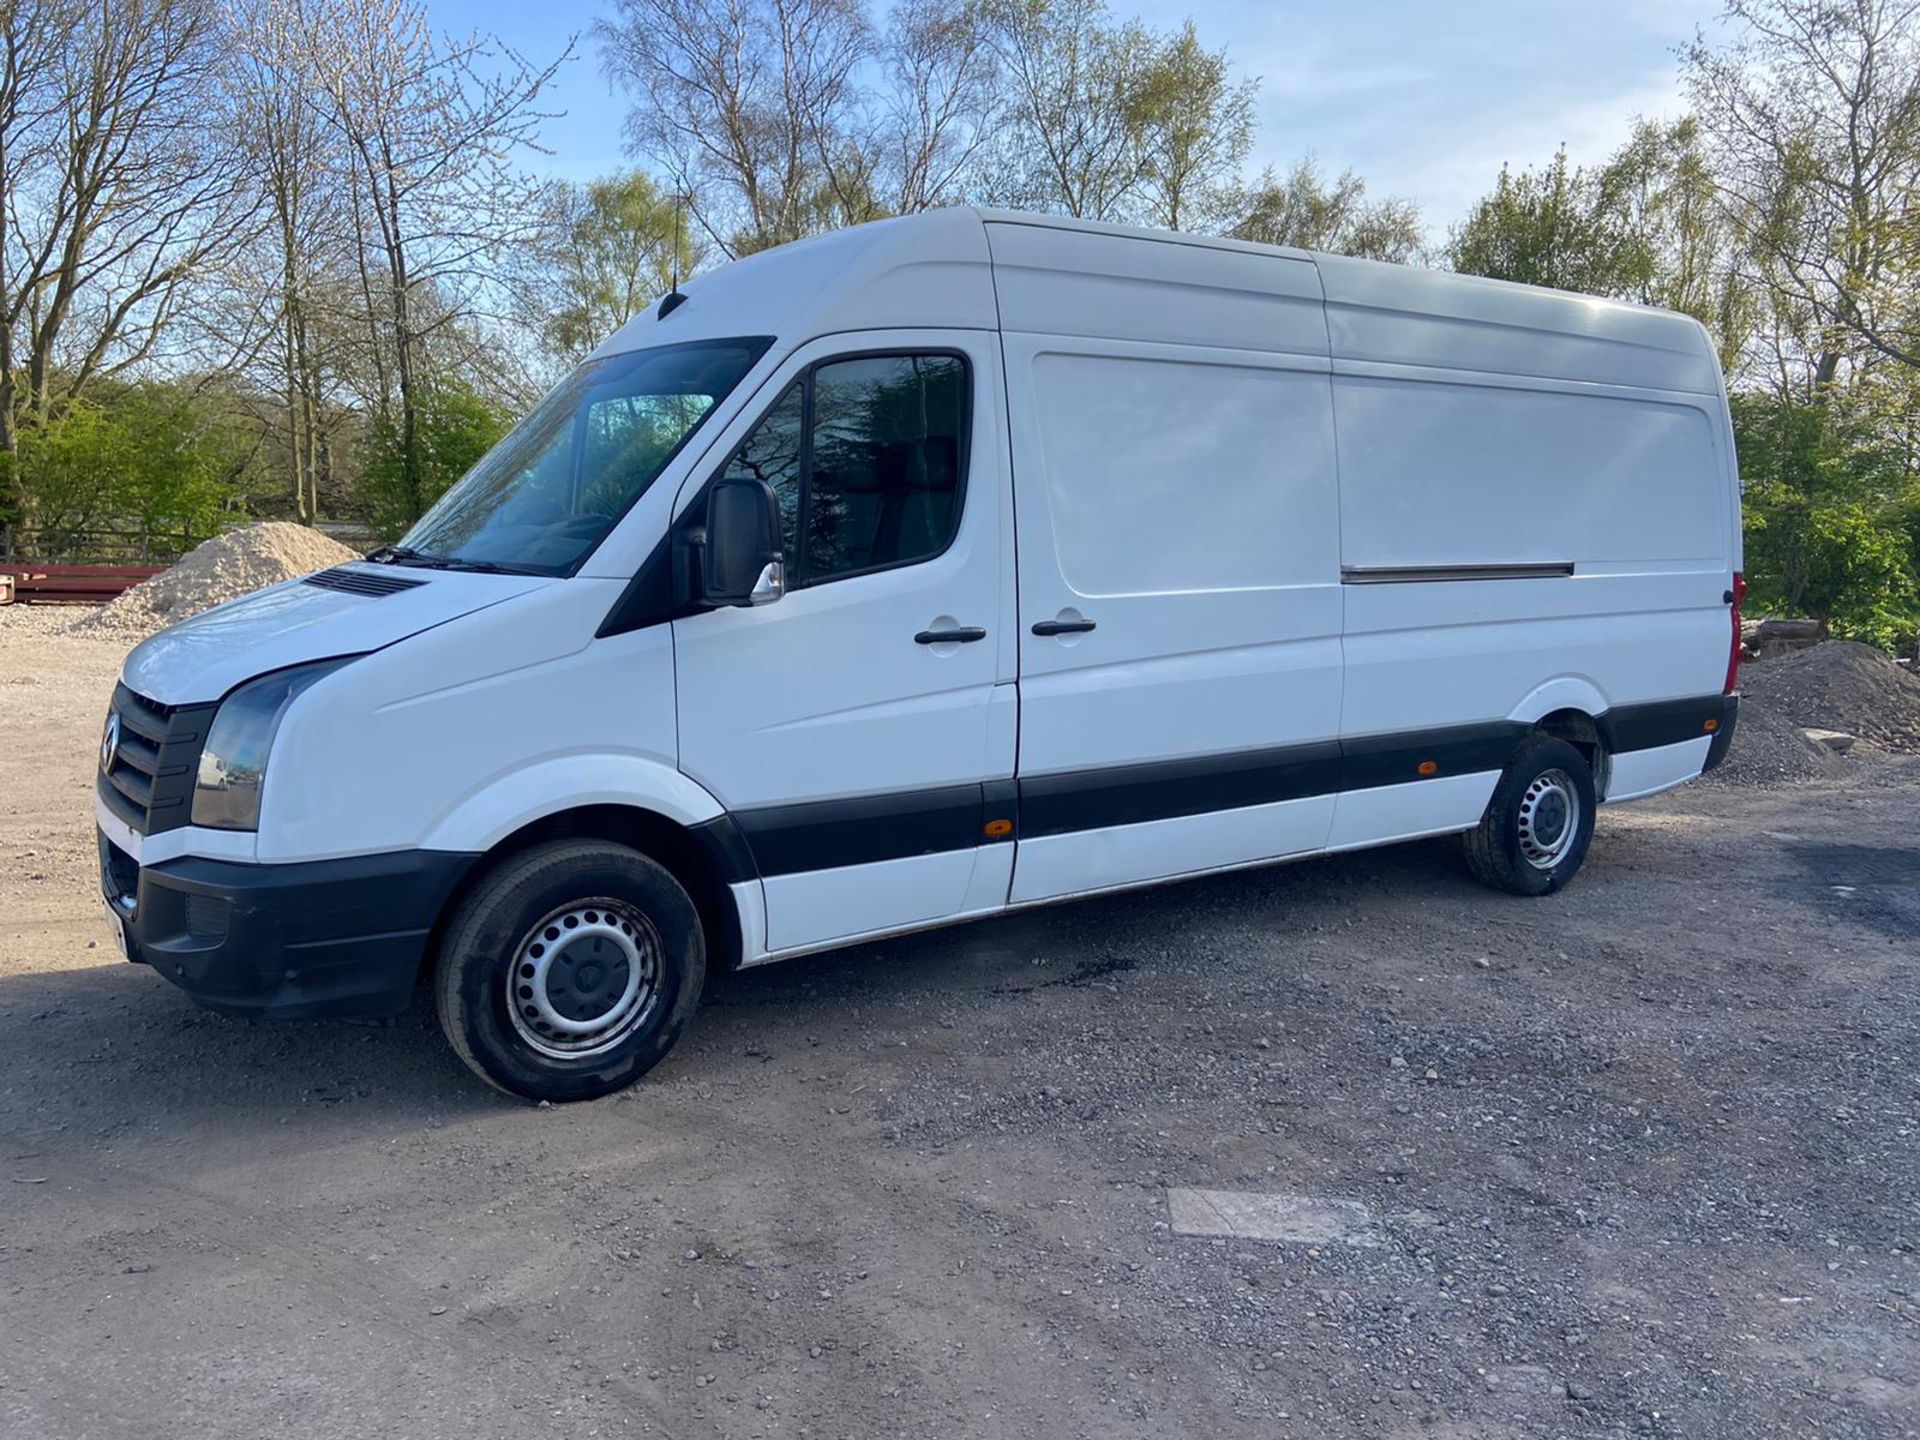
[1463,734,1596,896]
[434,840,706,1102]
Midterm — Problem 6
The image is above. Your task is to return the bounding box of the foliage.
[0,0,254,515]
[1230,157,1425,262]
[358,382,509,538]
[1683,0,1920,388]
[1597,117,1759,375]
[1733,393,1920,649]
[12,382,249,549]
[1127,20,1256,232]
[1446,147,1652,294]
[537,172,704,364]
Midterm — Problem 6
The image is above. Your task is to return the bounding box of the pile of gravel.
[1700,695,1849,788]
[70,522,360,642]
[1740,639,1920,754]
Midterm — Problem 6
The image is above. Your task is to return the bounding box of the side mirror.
[697,477,784,607]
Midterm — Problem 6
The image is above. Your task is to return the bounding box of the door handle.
[1031,618,1096,636]
[915,626,987,645]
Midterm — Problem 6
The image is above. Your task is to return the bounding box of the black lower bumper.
[102,835,475,1019]
[1702,694,1739,773]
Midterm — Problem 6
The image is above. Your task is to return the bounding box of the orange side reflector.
[1416,760,1438,776]
[1703,718,1718,732]
[983,818,1013,838]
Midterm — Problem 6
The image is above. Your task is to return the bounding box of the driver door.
[672,331,1016,956]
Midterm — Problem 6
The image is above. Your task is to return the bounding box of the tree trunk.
[282,303,310,524]
[382,163,422,523]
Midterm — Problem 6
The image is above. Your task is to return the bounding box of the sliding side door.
[986,223,1343,904]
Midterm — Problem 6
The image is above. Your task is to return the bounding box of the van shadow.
[710,833,1477,1006]
[0,836,1479,1137]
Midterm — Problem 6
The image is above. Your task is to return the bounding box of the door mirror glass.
[700,477,785,607]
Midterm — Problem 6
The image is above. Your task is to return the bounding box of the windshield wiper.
[366,545,539,576]
[366,544,441,567]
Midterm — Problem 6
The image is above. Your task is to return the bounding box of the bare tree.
[872,0,1001,214]
[597,0,872,258]
[0,0,253,510]
[1684,0,1920,390]
[983,0,1156,221]
[301,0,564,522]
[224,0,353,522]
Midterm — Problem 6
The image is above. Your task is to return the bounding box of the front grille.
[184,892,230,941]
[303,566,426,598]
[98,683,216,836]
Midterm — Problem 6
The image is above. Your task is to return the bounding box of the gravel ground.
[1,607,1916,1440]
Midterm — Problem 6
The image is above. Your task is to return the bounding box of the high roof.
[589,208,999,361]
[593,207,1722,398]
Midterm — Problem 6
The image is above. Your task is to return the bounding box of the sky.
[446,0,1735,236]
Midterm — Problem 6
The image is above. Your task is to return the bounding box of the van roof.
[592,207,1722,397]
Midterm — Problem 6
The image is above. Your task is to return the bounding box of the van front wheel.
[434,840,706,1101]
[1462,735,1596,897]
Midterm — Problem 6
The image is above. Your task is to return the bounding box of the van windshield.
[391,336,771,577]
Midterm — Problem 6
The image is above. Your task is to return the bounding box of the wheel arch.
[420,802,757,988]
[1507,679,1612,796]
[1525,710,1611,800]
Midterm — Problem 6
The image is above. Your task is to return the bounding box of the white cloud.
[1405,76,1695,227]
[1200,0,1724,235]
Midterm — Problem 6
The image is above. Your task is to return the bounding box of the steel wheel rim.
[1516,769,1580,870]
[505,898,663,1060]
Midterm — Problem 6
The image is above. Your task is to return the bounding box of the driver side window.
[717,352,969,587]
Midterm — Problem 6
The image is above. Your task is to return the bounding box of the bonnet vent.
[303,566,427,598]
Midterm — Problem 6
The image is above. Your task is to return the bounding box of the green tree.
[1734,392,1919,648]
[1229,156,1425,262]
[13,382,248,553]
[359,381,508,536]
[1598,117,1758,374]
[1446,147,1651,294]
[539,172,705,364]
[1128,20,1255,232]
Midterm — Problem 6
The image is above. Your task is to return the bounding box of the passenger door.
[1005,335,1345,903]
[673,332,1016,955]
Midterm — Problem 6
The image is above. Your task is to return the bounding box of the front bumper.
[100,832,474,1019]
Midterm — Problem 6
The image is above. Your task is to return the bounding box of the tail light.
[1723,571,1745,695]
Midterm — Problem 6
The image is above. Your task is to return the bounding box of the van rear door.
[986,224,1342,903]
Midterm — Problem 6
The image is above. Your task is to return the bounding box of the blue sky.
[449,0,1731,235]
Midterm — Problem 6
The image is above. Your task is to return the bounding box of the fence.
[1,524,209,566]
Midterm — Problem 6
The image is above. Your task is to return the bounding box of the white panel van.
[94,210,1743,1100]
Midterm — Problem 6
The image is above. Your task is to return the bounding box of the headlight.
[192,658,357,831]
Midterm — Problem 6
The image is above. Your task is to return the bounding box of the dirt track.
[2,606,1916,1439]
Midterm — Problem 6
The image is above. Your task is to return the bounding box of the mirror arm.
[673,523,709,610]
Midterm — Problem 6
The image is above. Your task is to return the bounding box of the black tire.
[1462,733,1597,897]
[434,840,706,1102]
